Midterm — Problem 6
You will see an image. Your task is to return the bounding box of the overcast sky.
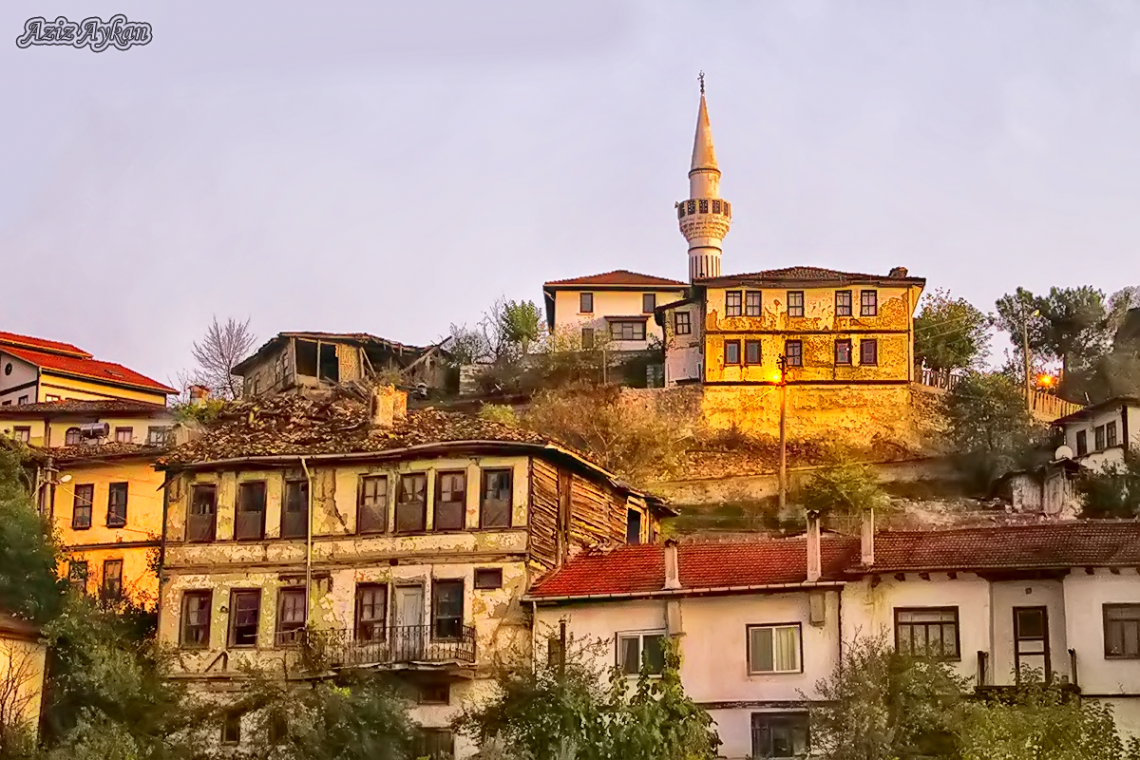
[2,0,1139,386]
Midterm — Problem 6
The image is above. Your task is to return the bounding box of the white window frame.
[747,623,803,674]
[616,629,667,677]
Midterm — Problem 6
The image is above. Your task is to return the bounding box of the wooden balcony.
[302,624,476,670]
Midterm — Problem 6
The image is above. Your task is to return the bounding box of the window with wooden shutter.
[433,472,466,531]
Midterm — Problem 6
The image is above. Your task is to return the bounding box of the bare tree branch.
[190,316,257,399]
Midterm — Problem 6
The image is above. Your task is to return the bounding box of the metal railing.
[303,624,476,668]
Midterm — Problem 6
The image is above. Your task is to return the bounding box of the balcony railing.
[302,624,476,669]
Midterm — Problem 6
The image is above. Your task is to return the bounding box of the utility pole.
[777,354,788,512]
[1021,304,1038,412]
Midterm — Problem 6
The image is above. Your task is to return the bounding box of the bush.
[478,404,519,426]
[1077,453,1140,518]
[799,459,888,517]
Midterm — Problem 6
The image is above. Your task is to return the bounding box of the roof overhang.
[1052,396,1137,426]
[526,579,844,604]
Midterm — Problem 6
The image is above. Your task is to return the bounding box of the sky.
[2,0,1139,387]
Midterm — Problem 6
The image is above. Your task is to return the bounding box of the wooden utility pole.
[1021,305,1035,412]
[777,355,788,512]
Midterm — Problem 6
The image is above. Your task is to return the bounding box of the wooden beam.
[919,572,931,581]
[894,572,906,582]
[1111,567,1122,575]
[947,571,957,580]
[1085,567,1095,575]
[870,574,881,589]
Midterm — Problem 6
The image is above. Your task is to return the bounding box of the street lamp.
[776,354,788,511]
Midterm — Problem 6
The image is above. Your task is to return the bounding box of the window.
[281,480,309,539]
[745,290,763,316]
[115,427,133,443]
[180,590,212,648]
[547,635,566,669]
[674,311,691,335]
[356,584,388,642]
[107,482,128,527]
[1095,425,1106,451]
[235,481,267,540]
[474,568,503,590]
[747,624,802,673]
[434,471,466,531]
[432,579,464,640]
[786,291,805,318]
[626,508,642,544]
[45,395,60,402]
[835,290,853,317]
[267,714,288,745]
[418,683,450,705]
[358,475,388,533]
[102,559,123,600]
[17,396,28,405]
[296,339,318,376]
[12,426,30,443]
[1105,605,1140,658]
[581,327,595,349]
[751,713,809,759]
[1076,430,1088,456]
[416,728,455,760]
[835,340,852,365]
[65,427,81,445]
[724,340,741,365]
[229,589,261,647]
[395,473,427,532]
[617,631,666,675]
[72,484,94,529]
[861,289,878,316]
[610,320,646,341]
[860,339,878,366]
[1108,421,1119,448]
[276,588,307,645]
[726,290,743,316]
[222,713,241,744]
[480,469,512,528]
[188,484,217,542]
[785,340,802,367]
[745,340,762,365]
[69,560,88,594]
[642,293,657,313]
[895,608,959,659]
[147,426,171,446]
[579,292,594,313]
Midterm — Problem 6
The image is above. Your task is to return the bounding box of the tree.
[498,301,542,357]
[455,635,719,760]
[1035,286,1111,380]
[1075,453,1140,519]
[800,459,888,518]
[0,449,66,626]
[960,673,1124,760]
[809,635,968,760]
[189,317,257,400]
[913,289,991,372]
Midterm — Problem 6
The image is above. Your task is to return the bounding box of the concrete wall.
[0,635,47,738]
[0,352,39,406]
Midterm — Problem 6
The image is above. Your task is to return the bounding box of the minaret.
[677,73,731,281]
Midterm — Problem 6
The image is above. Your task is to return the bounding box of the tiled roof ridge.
[0,330,92,358]
[544,269,688,287]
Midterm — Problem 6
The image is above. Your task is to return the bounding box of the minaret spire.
[677,74,731,282]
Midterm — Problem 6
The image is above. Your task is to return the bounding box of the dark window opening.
[895,607,959,660]
[107,482,128,527]
[724,340,741,365]
[861,339,878,366]
[72,484,94,529]
[1108,421,1119,448]
[222,713,241,745]
[580,292,594,314]
[432,579,464,640]
[548,636,566,669]
[181,590,212,648]
[319,343,339,382]
[1076,430,1088,456]
[835,290,853,317]
[745,340,762,365]
[581,327,595,349]
[102,559,123,600]
[434,471,467,531]
[229,589,261,648]
[1105,604,1140,658]
[642,293,657,314]
[188,484,217,543]
[396,473,427,532]
[674,311,691,336]
[276,588,307,645]
[835,340,852,365]
[295,340,318,377]
[474,568,503,590]
[281,480,309,539]
[480,469,513,528]
[416,728,455,760]
[418,683,450,705]
[69,560,88,594]
[626,509,643,544]
[726,290,743,317]
[235,481,267,540]
[358,475,388,534]
[861,289,878,317]
[751,712,809,759]
[785,341,803,367]
[355,584,388,642]
[1095,425,1106,451]
[618,632,665,675]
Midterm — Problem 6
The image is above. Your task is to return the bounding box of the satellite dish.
[1055,445,1074,461]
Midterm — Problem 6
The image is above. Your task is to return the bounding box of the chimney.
[663,539,681,590]
[861,507,875,567]
[888,266,908,278]
[370,385,408,429]
[188,385,210,407]
[805,510,822,583]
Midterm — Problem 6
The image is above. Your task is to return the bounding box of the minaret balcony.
[677,198,732,220]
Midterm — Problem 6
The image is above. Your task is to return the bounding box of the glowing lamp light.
[1037,374,1055,388]
[770,370,784,384]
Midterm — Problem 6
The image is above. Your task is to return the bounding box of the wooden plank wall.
[529,458,560,570]
[568,475,624,550]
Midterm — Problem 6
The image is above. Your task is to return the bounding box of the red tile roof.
[544,270,688,288]
[527,523,1140,600]
[528,536,858,599]
[0,331,91,358]
[2,346,176,395]
[0,399,168,418]
[701,266,926,288]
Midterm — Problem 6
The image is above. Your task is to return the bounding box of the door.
[1014,606,1050,683]
[394,586,424,661]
